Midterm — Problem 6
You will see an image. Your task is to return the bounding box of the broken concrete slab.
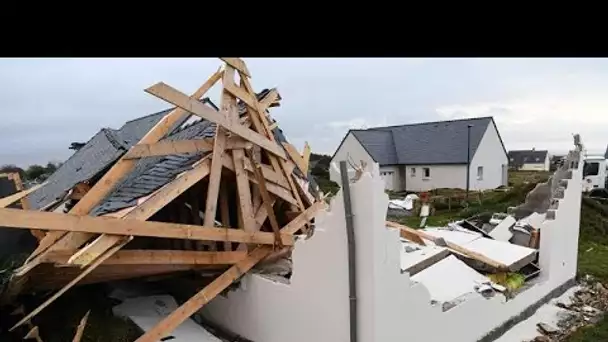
[410,255,501,306]
[112,295,222,341]
[400,240,450,276]
[489,215,516,242]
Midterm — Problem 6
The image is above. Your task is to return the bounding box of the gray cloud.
[1,58,607,167]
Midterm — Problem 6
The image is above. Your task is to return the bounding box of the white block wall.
[201,141,584,342]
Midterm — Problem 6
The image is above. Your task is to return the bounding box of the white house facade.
[508,150,550,171]
[330,117,509,192]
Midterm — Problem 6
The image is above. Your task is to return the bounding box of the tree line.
[0,162,62,182]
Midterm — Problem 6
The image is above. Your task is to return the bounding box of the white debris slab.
[489,215,516,242]
[400,240,449,275]
[112,295,222,342]
[464,237,537,270]
[423,228,481,245]
[411,255,493,304]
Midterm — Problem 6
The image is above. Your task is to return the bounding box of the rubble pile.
[532,277,608,341]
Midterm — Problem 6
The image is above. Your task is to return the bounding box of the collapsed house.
[0,58,326,341]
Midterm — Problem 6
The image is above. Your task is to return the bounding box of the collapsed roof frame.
[0,58,327,341]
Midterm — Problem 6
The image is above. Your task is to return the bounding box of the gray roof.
[508,150,549,166]
[341,117,502,165]
[25,101,214,210]
[26,86,316,216]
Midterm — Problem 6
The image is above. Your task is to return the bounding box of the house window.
[477,166,483,180]
[423,167,430,178]
[410,168,416,177]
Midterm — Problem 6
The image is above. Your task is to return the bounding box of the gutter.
[339,161,357,342]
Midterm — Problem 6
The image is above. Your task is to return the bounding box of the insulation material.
[463,237,537,271]
[112,295,222,342]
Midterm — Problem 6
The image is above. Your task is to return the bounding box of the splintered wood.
[0,58,327,341]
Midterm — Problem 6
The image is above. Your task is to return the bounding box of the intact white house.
[330,117,509,192]
[508,149,550,171]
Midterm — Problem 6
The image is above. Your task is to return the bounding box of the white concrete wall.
[330,132,376,185]
[405,164,467,191]
[469,121,509,190]
[202,140,584,342]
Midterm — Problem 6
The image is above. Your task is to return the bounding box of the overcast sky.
[1,58,607,167]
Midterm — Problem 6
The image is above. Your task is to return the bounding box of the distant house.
[330,117,509,192]
[507,149,550,171]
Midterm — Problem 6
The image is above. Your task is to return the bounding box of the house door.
[380,171,395,190]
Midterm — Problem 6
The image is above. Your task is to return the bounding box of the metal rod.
[466,124,473,201]
[339,161,357,342]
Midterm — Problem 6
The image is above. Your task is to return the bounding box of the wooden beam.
[204,127,227,228]
[10,237,132,331]
[302,142,311,172]
[0,207,295,246]
[246,149,282,247]
[145,82,287,160]
[123,139,213,159]
[123,138,251,160]
[282,200,327,235]
[72,310,90,342]
[134,246,271,342]
[219,185,232,251]
[232,150,256,235]
[0,183,44,208]
[219,58,251,78]
[384,221,426,245]
[29,69,224,258]
[235,75,306,215]
[282,142,307,174]
[62,156,213,267]
[45,250,247,265]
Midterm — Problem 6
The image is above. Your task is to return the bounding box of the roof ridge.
[350,116,494,132]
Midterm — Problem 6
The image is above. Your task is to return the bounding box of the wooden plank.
[145,82,287,160]
[0,183,44,208]
[123,139,213,159]
[30,69,224,258]
[219,58,251,78]
[254,198,274,229]
[282,142,307,174]
[246,150,282,247]
[10,237,132,331]
[237,75,306,214]
[45,250,247,265]
[0,207,295,246]
[302,142,311,172]
[232,150,256,234]
[204,127,227,228]
[259,89,280,109]
[282,200,327,235]
[219,185,232,251]
[72,310,90,342]
[64,156,213,266]
[384,221,426,245]
[123,138,251,160]
[134,247,271,342]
